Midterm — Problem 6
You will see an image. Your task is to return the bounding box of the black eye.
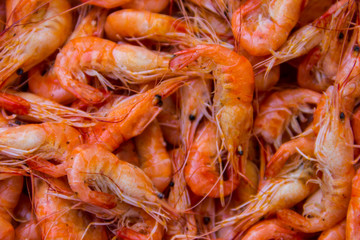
[154,94,163,107]
[353,45,360,53]
[340,112,345,120]
[157,192,164,199]
[203,216,211,225]
[169,181,174,187]
[189,114,196,121]
[16,68,24,75]
[338,32,344,40]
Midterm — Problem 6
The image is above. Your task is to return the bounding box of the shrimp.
[54,36,174,104]
[166,149,197,240]
[319,219,345,240]
[231,0,306,56]
[134,120,172,192]
[255,0,355,75]
[0,122,82,177]
[254,88,321,148]
[67,144,177,225]
[185,120,239,198]
[0,176,23,222]
[116,207,164,240]
[34,179,108,240]
[195,197,216,239]
[7,91,98,128]
[266,135,315,178]
[85,77,187,152]
[0,0,72,87]
[170,44,254,175]
[156,97,181,147]
[297,7,350,92]
[241,219,301,240]
[179,78,211,150]
[277,86,355,233]
[27,6,108,105]
[214,161,316,236]
[0,92,30,115]
[104,9,190,44]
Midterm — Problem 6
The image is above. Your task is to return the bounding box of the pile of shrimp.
[1,0,360,239]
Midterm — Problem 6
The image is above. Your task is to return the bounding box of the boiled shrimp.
[121,0,169,13]
[85,77,187,152]
[170,44,254,175]
[0,122,82,177]
[54,36,174,104]
[104,9,189,43]
[277,86,355,232]
[185,120,239,198]
[319,219,346,240]
[134,120,172,192]
[179,78,211,150]
[254,88,321,148]
[231,0,305,56]
[215,161,316,236]
[241,219,301,240]
[256,0,355,76]
[28,6,108,104]
[346,168,360,239]
[0,0,72,87]
[34,179,107,240]
[166,149,197,240]
[67,144,177,226]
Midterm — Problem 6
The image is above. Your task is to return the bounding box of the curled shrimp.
[0,122,82,177]
[67,144,177,225]
[256,0,355,76]
[185,120,239,198]
[0,0,72,87]
[134,120,172,192]
[231,0,306,56]
[319,219,346,240]
[241,219,301,240]
[254,88,321,148]
[277,86,355,232]
[54,36,174,104]
[27,6,108,104]
[34,179,107,240]
[170,44,254,175]
[86,77,187,152]
[214,161,316,236]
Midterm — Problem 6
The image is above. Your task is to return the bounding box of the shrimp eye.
[153,94,163,107]
[340,112,345,120]
[203,216,211,225]
[157,192,164,199]
[169,181,174,187]
[189,114,196,121]
[353,45,360,53]
[16,68,24,75]
[338,32,344,40]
